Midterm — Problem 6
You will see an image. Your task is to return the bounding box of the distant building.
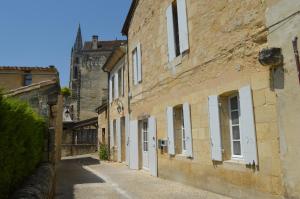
[69,25,125,121]
[0,66,58,91]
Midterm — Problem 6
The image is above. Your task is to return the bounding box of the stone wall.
[127,0,283,198]
[266,1,300,198]
[11,163,55,199]
[79,51,109,120]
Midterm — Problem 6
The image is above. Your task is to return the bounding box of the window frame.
[111,75,115,100]
[228,94,243,160]
[142,120,149,152]
[132,47,138,85]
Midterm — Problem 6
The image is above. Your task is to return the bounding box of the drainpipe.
[292,37,300,84]
[126,37,131,117]
[103,67,111,159]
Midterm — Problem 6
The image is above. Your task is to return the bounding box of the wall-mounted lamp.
[259,48,283,67]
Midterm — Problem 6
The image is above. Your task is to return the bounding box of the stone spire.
[74,24,83,51]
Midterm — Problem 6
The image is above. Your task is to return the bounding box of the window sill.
[223,159,246,165]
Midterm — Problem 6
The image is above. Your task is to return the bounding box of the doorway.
[121,117,126,162]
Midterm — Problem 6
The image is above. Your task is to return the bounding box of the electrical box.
[158,139,167,150]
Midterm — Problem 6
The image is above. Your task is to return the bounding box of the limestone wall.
[266,0,300,198]
[127,0,283,198]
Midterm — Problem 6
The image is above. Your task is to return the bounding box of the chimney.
[92,35,98,50]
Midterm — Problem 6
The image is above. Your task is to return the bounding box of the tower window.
[74,66,78,79]
[23,73,32,86]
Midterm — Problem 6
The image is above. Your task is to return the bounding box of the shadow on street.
[55,156,105,199]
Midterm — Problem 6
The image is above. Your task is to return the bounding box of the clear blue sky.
[0,0,131,86]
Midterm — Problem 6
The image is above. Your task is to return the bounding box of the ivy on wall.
[0,94,46,199]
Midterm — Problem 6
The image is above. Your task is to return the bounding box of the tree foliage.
[0,95,46,199]
[61,87,71,97]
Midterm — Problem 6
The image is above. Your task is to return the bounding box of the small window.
[113,120,117,146]
[24,73,32,86]
[172,1,180,57]
[118,67,123,97]
[132,48,138,84]
[111,75,115,100]
[142,120,148,152]
[229,95,242,158]
[74,66,78,79]
[173,105,187,155]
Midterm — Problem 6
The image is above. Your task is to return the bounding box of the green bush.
[0,95,46,199]
[99,144,109,160]
[61,87,71,97]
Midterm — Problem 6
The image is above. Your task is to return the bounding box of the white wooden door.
[130,120,139,170]
[125,115,130,166]
[142,120,149,169]
[148,116,158,177]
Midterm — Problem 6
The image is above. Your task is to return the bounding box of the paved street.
[55,154,231,199]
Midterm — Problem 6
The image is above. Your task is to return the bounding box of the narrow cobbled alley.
[55,154,231,199]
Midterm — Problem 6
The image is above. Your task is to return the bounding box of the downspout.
[126,36,131,116]
[103,67,111,159]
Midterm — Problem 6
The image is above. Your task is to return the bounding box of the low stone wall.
[11,163,55,199]
[61,144,97,157]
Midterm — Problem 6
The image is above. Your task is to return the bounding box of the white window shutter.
[148,116,158,177]
[208,95,222,161]
[166,5,176,62]
[114,73,119,99]
[183,102,193,157]
[137,43,142,83]
[116,118,121,162]
[167,106,175,155]
[125,115,130,166]
[132,50,138,85]
[239,86,258,165]
[129,120,139,169]
[110,120,114,148]
[109,77,112,103]
[177,0,189,53]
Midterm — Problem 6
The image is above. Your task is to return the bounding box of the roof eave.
[121,0,139,36]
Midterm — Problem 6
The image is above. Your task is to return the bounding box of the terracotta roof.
[5,79,59,97]
[83,40,126,51]
[0,66,57,72]
[122,0,139,35]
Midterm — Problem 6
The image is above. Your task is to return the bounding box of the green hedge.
[99,144,109,160]
[0,94,46,199]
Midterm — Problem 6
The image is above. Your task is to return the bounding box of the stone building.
[102,45,129,163]
[117,0,300,198]
[69,25,125,121]
[0,66,58,91]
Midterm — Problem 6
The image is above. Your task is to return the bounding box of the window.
[229,95,242,158]
[24,73,32,86]
[172,1,180,57]
[174,105,186,154]
[167,103,193,157]
[118,67,123,97]
[132,43,142,85]
[166,0,189,62]
[74,66,78,79]
[142,120,148,152]
[111,75,115,100]
[208,86,258,165]
[102,128,106,144]
[113,120,117,146]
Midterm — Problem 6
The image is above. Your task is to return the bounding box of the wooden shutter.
[109,77,112,103]
[167,106,175,155]
[239,86,258,165]
[183,103,193,157]
[130,120,139,169]
[132,49,138,85]
[116,118,121,162]
[166,5,176,62]
[110,120,114,148]
[177,0,189,53]
[148,116,158,177]
[125,115,130,166]
[114,72,119,99]
[208,95,222,161]
[137,43,142,83]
